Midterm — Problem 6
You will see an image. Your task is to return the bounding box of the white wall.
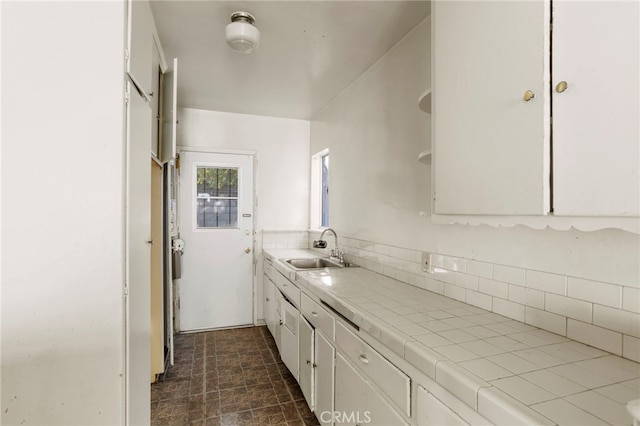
[310,17,639,322]
[311,19,431,248]
[1,2,126,424]
[177,108,310,322]
[178,108,311,231]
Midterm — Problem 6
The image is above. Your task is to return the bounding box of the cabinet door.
[299,315,314,410]
[552,1,639,216]
[433,1,550,215]
[416,386,468,426]
[263,276,275,338]
[315,331,335,426]
[335,354,366,426]
[275,291,283,353]
[127,0,154,95]
[366,381,408,426]
[125,82,152,425]
[281,300,299,379]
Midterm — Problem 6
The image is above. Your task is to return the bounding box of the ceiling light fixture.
[225,11,260,53]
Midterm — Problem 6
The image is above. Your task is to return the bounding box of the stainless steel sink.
[284,257,344,270]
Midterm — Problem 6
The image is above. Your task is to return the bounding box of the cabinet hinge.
[125,48,130,61]
[123,283,129,297]
[124,88,130,104]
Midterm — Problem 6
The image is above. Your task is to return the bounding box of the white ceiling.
[150,1,429,119]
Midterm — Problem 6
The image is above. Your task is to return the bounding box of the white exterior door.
[178,151,254,331]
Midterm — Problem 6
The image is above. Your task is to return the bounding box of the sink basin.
[285,258,343,270]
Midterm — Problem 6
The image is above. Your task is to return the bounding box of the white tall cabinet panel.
[125,82,152,426]
[432,1,550,216]
[552,1,640,216]
[1,2,127,424]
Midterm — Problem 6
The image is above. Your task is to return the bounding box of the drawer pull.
[266,297,270,301]
[311,311,318,317]
[359,354,369,364]
[306,360,311,365]
[283,283,288,287]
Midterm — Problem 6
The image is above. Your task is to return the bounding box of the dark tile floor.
[151,326,321,426]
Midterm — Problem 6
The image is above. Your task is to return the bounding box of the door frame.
[176,146,259,327]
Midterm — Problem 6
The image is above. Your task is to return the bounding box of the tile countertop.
[263,249,640,426]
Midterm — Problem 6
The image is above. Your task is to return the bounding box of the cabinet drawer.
[301,293,334,340]
[275,271,301,307]
[263,259,276,282]
[336,322,410,417]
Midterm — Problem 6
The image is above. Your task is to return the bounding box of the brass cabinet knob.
[244,247,252,254]
[556,81,568,93]
[523,90,535,102]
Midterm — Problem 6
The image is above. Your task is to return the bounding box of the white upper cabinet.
[552,1,639,216]
[128,0,155,96]
[432,1,639,230]
[432,1,550,216]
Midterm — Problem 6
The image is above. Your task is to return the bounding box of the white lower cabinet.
[335,353,367,426]
[280,297,299,379]
[299,315,314,410]
[315,330,335,426]
[416,386,468,426]
[335,353,408,426]
[336,322,410,416]
[275,290,283,353]
[263,276,276,338]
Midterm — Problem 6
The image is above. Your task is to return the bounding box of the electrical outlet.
[421,252,431,272]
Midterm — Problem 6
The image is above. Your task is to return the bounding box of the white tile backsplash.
[493,265,526,286]
[623,287,640,313]
[545,293,592,323]
[593,304,640,338]
[567,319,623,356]
[623,335,640,362]
[454,272,479,290]
[479,278,509,299]
[492,298,525,322]
[525,307,567,336]
[466,260,494,279]
[567,277,622,308]
[526,270,567,295]
[297,231,640,362]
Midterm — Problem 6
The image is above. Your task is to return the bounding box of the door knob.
[556,81,568,93]
[245,247,252,254]
[523,90,535,102]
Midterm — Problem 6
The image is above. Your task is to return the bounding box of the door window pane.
[196,167,239,228]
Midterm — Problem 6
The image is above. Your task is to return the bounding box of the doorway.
[178,151,254,331]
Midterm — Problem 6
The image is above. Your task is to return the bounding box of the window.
[195,166,238,228]
[321,153,329,227]
[311,149,329,228]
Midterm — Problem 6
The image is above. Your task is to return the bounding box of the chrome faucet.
[314,228,344,263]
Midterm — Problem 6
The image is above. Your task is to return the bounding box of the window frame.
[310,148,329,229]
[192,162,241,231]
